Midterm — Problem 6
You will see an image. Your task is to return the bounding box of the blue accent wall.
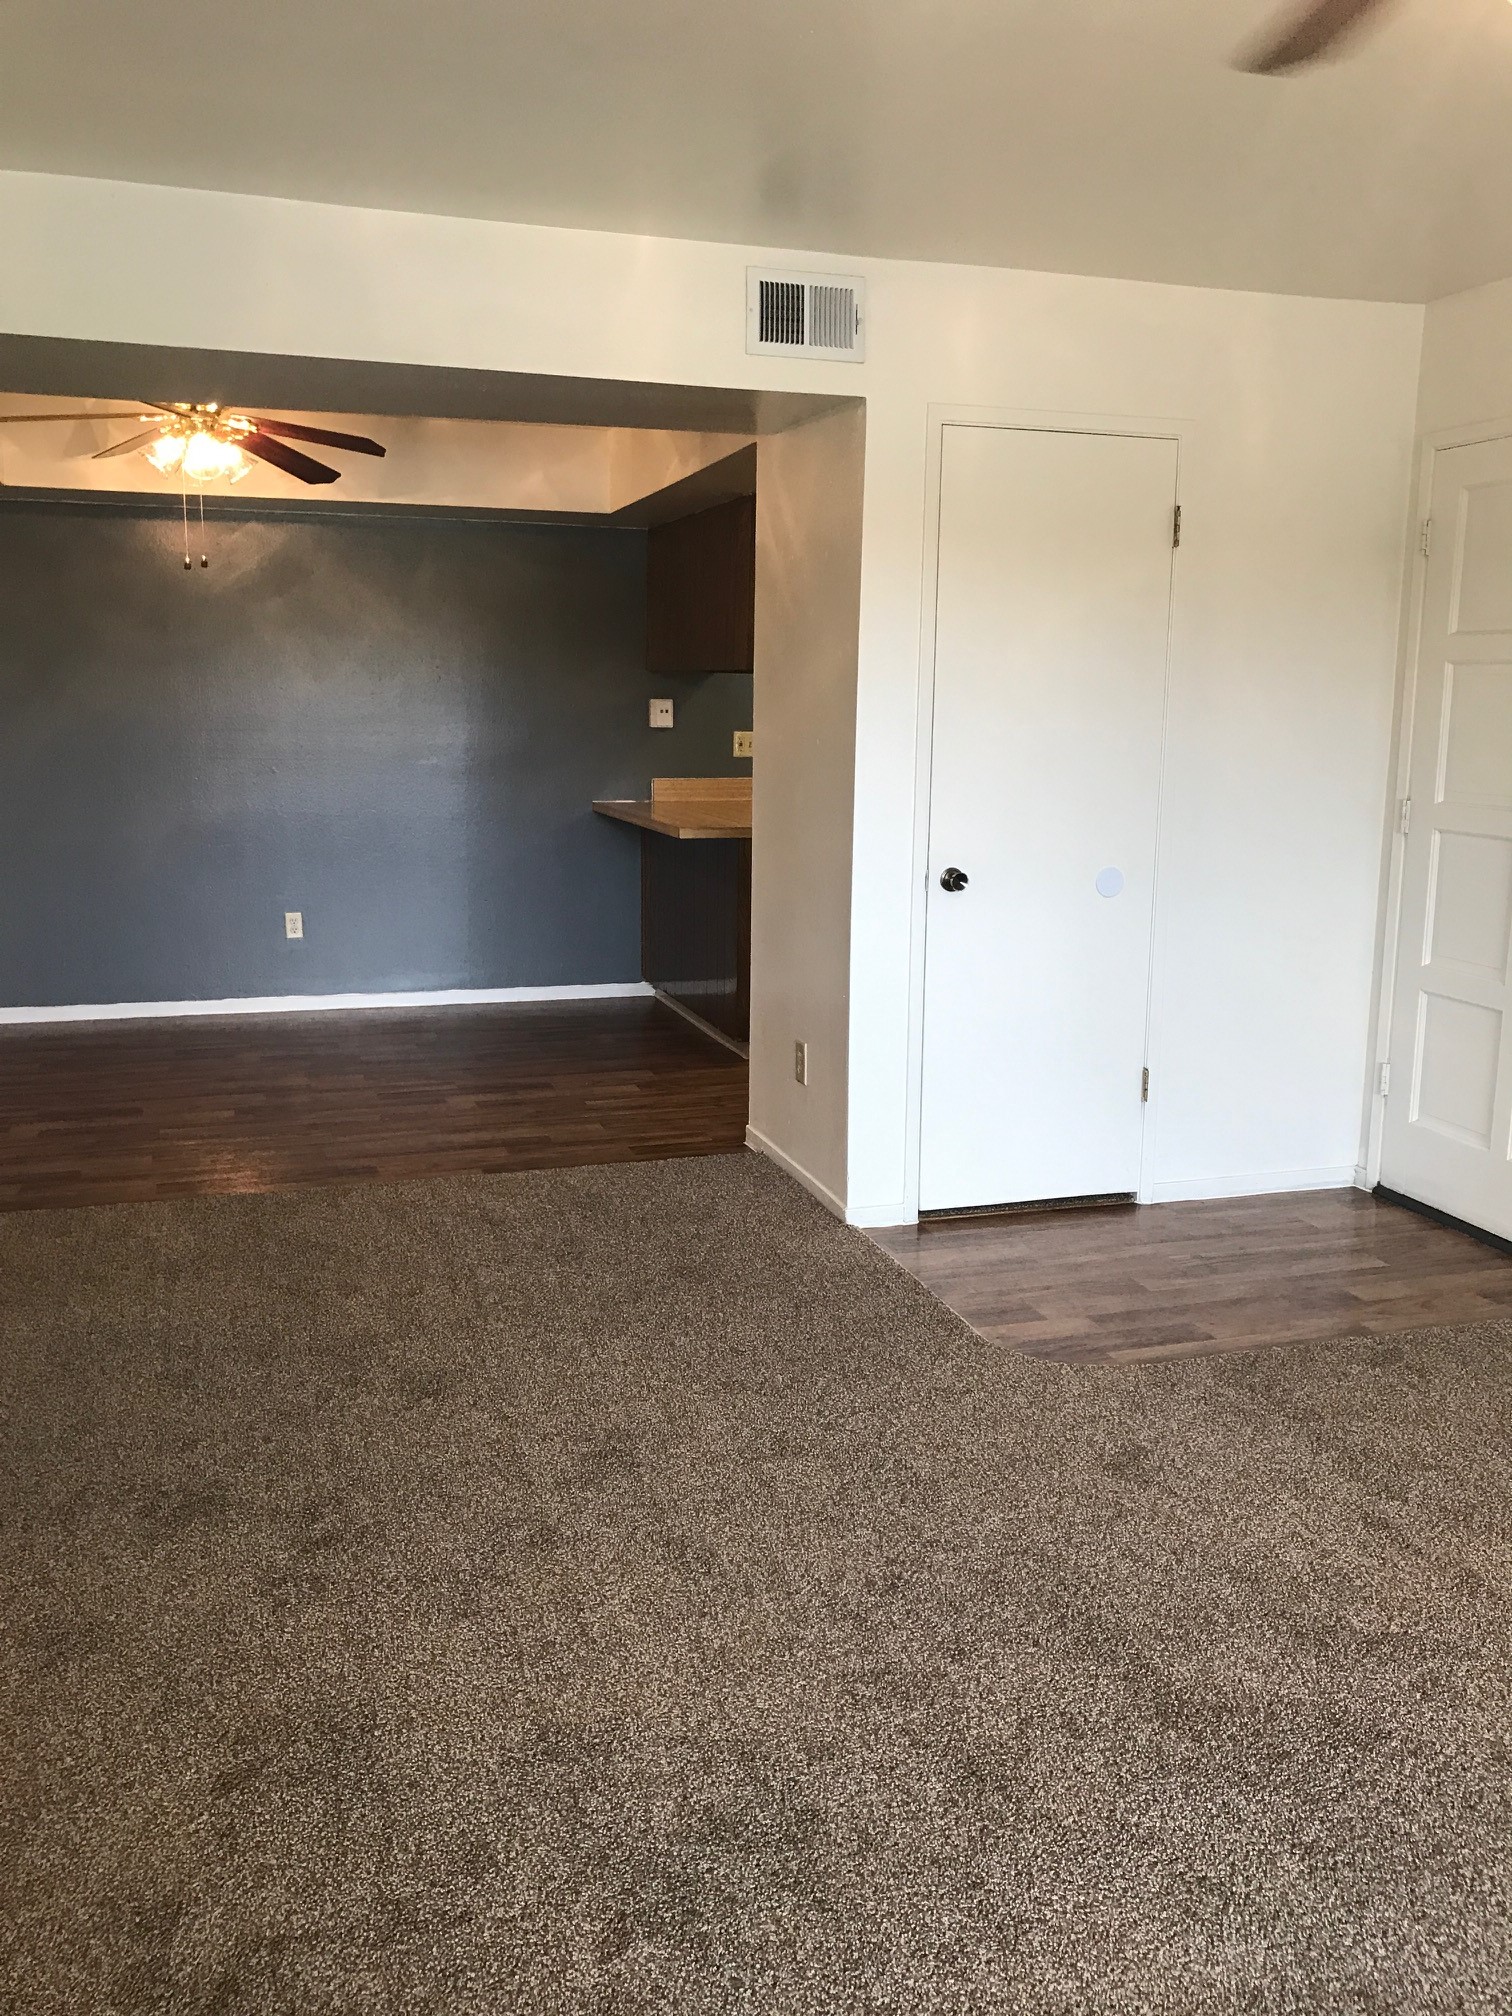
[0,499,752,1005]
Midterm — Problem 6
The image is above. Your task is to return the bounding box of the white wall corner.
[745,1123,846,1220]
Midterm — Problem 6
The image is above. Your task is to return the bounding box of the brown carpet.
[2,1154,1509,2013]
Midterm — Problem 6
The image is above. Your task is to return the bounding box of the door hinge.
[1399,796,1412,835]
[1378,1061,1391,1099]
[1420,518,1432,559]
[1141,1066,1150,1103]
[1172,504,1182,550]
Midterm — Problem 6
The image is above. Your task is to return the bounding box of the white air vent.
[746,268,865,362]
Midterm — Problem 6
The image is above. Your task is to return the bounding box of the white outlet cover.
[284,910,304,940]
[649,698,674,729]
[733,730,754,758]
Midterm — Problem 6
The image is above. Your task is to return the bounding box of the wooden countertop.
[593,775,752,841]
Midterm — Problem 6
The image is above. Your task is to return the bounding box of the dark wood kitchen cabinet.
[645,494,756,676]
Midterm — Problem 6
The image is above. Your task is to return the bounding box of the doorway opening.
[0,335,864,1209]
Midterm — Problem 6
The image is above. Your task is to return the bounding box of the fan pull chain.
[179,477,209,571]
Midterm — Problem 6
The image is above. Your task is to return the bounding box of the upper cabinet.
[646,494,756,676]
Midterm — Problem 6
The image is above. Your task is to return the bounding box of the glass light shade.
[180,432,249,483]
[145,433,186,474]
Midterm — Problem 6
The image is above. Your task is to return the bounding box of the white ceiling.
[4,0,1512,303]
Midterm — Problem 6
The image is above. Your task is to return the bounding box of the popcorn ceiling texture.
[2,1153,1509,2012]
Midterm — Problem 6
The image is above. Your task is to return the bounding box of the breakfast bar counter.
[593,777,752,1047]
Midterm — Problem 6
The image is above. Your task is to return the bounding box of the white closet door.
[920,424,1177,1212]
[1382,434,1512,1240]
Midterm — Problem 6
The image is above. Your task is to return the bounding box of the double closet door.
[920,424,1178,1214]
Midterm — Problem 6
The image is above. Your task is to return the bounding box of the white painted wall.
[0,171,1425,1219]
[748,405,864,1212]
[1416,274,1512,438]
[607,429,752,511]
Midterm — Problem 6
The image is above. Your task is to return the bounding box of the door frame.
[901,404,1189,1222]
[1363,412,1512,1194]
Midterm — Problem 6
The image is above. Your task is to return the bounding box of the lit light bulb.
[181,431,247,483]
[145,433,186,474]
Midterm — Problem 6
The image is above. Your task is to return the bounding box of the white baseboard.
[1147,1164,1359,1204]
[1354,1163,1372,1191]
[745,1123,846,1221]
[653,990,749,1058]
[0,982,653,1026]
[844,1199,917,1229]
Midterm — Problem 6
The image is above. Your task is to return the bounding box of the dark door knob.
[939,866,969,893]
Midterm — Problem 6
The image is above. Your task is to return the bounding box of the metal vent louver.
[747,269,865,362]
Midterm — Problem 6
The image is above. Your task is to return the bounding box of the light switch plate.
[284,910,304,941]
[733,730,754,759]
[649,698,674,729]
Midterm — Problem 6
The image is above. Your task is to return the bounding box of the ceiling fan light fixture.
[144,432,186,474]
[180,430,250,484]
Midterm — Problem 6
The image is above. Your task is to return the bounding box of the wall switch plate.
[733,730,754,759]
[794,1040,808,1086]
[284,910,304,941]
[649,698,675,729]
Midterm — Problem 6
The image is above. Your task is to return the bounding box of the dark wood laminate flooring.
[873,1188,1512,1365]
[0,999,748,1211]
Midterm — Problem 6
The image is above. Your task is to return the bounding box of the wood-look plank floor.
[0,999,748,1211]
[873,1189,1512,1365]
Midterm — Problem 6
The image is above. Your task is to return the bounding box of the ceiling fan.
[0,402,386,484]
[1237,0,1393,73]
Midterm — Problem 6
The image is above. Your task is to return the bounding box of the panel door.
[1382,435,1512,1240]
[920,424,1177,1212]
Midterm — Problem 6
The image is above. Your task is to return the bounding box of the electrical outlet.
[649,697,675,729]
[794,1040,808,1087]
[284,910,304,941]
[733,730,754,759]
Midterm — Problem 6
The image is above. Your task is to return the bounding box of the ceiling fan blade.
[1238,0,1389,73]
[248,417,386,457]
[0,410,153,424]
[240,430,341,485]
[91,425,169,460]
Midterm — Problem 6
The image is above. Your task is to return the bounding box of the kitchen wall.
[749,404,864,1212]
[0,169,1426,1217]
[0,496,751,1007]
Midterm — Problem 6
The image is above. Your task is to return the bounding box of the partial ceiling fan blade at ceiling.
[239,430,341,484]
[1238,0,1390,73]
[249,417,387,457]
[0,411,152,424]
[91,425,169,460]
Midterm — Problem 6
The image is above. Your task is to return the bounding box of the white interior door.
[920,424,1177,1212]
[1382,434,1512,1241]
